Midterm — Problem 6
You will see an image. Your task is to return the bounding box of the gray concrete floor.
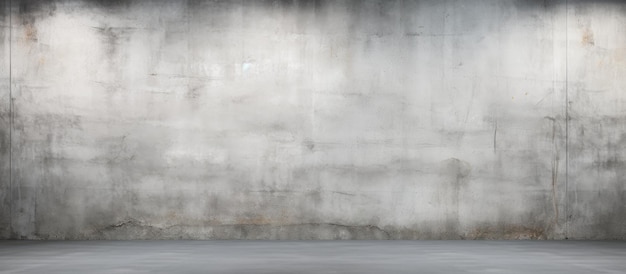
[0,241,625,273]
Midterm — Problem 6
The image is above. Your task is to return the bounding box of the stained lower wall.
[0,0,11,239]
[566,0,626,240]
[0,0,623,240]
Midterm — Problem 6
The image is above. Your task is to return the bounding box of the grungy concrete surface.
[0,0,623,240]
[1,241,626,273]
[0,0,10,240]
[565,0,626,240]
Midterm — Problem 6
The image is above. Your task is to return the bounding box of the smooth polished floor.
[0,241,625,273]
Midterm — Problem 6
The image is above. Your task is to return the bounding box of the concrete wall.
[0,0,623,240]
[0,0,10,239]
[567,0,626,240]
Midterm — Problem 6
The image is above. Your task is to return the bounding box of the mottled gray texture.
[0,0,11,239]
[0,0,623,239]
[2,241,626,273]
[566,0,626,240]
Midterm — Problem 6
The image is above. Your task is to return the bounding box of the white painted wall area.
[0,0,624,239]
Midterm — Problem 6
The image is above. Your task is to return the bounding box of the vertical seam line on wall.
[564,0,569,240]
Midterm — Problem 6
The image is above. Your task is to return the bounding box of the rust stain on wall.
[468,225,547,240]
[581,28,594,47]
[23,23,37,42]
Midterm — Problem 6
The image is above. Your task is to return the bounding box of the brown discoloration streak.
[468,225,546,240]
[581,28,594,46]
[24,23,38,42]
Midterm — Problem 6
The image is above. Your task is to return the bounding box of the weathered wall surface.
[567,1,626,240]
[0,0,11,239]
[0,0,622,240]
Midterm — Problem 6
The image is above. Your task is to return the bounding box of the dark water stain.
[302,139,315,151]
[82,0,132,11]
[439,158,471,181]
[92,220,392,240]
[592,156,626,170]
[31,113,82,131]
[437,158,471,237]
[567,112,626,239]
[568,0,626,4]
[569,116,626,175]
[18,0,56,16]
[92,25,134,59]
[0,2,6,19]
[544,116,562,227]
[36,218,563,240]
[0,128,7,157]
[568,190,626,239]
[493,120,497,153]
[17,0,56,43]
[512,0,556,9]
[252,0,326,10]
